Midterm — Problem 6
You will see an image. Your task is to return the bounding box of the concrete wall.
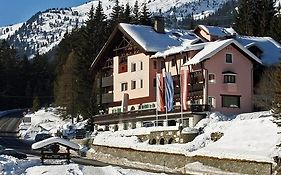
[138,130,198,144]
[89,145,273,175]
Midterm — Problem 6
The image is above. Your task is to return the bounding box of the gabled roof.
[90,23,200,68]
[196,25,237,38]
[183,39,262,66]
[32,137,80,150]
[235,36,281,65]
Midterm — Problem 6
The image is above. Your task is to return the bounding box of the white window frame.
[131,80,136,90]
[131,62,136,72]
[140,61,143,71]
[139,79,143,88]
[208,96,216,108]
[208,73,216,83]
[225,53,233,64]
[223,73,236,84]
[121,82,128,91]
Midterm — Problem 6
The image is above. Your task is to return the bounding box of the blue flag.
[164,72,174,112]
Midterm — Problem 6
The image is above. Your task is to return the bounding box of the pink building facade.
[91,22,267,118]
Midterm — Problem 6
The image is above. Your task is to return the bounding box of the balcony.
[102,76,113,88]
[92,104,211,125]
[97,93,113,104]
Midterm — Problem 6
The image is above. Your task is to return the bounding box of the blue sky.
[0,0,90,27]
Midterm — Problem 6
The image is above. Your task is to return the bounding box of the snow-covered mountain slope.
[0,23,23,40]
[0,0,231,58]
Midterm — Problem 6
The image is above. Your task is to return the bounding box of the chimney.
[154,16,165,33]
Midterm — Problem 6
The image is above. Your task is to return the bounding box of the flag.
[156,73,165,112]
[121,93,129,112]
[164,72,174,112]
[180,69,189,110]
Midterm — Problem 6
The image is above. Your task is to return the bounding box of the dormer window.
[226,53,233,63]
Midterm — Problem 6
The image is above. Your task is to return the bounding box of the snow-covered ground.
[92,111,281,163]
[0,154,165,175]
[12,108,281,174]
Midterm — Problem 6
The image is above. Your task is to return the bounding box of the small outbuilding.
[32,137,80,164]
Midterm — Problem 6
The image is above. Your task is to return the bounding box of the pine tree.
[121,3,132,23]
[32,96,40,112]
[254,67,276,110]
[274,62,281,114]
[110,0,122,29]
[55,50,79,121]
[132,1,140,24]
[234,0,276,36]
[234,0,255,35]
[139,3,152,26]
[270,6,281,42]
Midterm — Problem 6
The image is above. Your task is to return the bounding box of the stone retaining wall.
[89,144,273,175]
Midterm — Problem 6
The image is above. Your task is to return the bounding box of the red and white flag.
[180,69,189,110]
[156,73,165,112]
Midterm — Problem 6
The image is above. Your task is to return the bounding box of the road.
[0,109,25,137]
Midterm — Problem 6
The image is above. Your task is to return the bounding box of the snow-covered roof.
[32,137,80,150]
[183,39,262,66]
[151,39,203,58]
[198,25,237,37]
[120,23,199,52]
[235,36,281,65]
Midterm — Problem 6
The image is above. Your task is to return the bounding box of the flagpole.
[180,69,183,125]
[155,73,158,127]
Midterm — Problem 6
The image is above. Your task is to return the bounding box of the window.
[208,73,215,83]
[222,95,240,108]
[131,63,136,72]
[140,61,143,70]
[153,61,157,69]
[226,53,233,63]
[121,82,128,91]
[208,97,216,108]
[224,75,236,83]
[140,79,143,88]
[172,58,176,67]
[131,80,136,90]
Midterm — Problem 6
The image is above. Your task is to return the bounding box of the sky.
[0,0,90,27]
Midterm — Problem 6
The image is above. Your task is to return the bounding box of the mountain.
[0,0,231,58]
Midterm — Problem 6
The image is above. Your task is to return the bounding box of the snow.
[2,108,280,174]
[91,111,281,163]
[0,155,164,175]
[20,108,68,140]
[235,36,281,65]
[151,39,202,58]
[0,23,23,40]
[0,0,231,59]
[198,25,234,37]
[120,23,199,52]
[183,39,262,66]
[32,137,80,150]
[25,164,164,175]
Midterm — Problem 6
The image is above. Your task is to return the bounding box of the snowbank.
[92,111,281,163]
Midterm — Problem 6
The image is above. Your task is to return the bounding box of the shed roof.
[32,137,80,150]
